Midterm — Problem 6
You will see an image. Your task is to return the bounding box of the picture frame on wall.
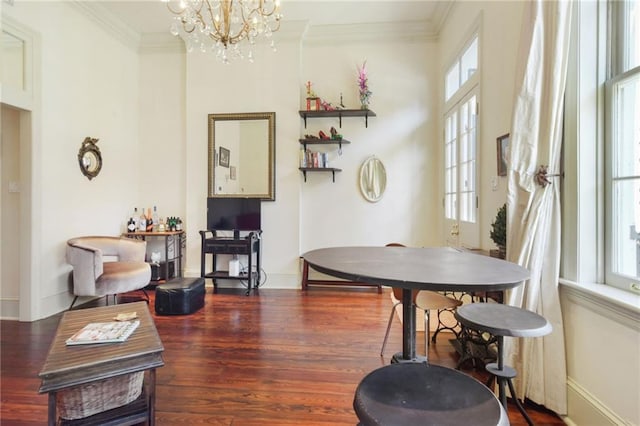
[219,147,230,168]
[496,133,509,177]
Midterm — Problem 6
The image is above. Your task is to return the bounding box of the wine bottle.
[146,207,153,232]
[127,217,136,232]
[152,206,159,232]
[139,210,147,232]
[132,207,139,231]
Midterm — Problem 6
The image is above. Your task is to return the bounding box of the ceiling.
[94,0,454,36]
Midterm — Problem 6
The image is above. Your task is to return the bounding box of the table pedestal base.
[391,352,428,364]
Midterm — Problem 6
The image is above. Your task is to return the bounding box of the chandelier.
[165,0,283,63]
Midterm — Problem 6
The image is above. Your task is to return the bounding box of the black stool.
[353,363,508,426]
[155,277,205,315]
[455,303,552,426]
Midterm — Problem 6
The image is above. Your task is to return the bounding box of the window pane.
[612,72,640,178]
[461,36,478,85]
[623,0,639,71]
[446,64,459,101]
[611,179,640,279]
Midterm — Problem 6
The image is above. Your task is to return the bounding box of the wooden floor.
[1,287,565,425]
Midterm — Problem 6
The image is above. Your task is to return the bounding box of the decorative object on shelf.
[305,81,321,111]
[496,133,509,176]
[166,0,282,63]
[318,130,329,140]
[359,156,387,203]
[320,99,335,111]
[490,203,507,258]
[77,137,102,181]
[357,60,372,110]
[330,127,342,140]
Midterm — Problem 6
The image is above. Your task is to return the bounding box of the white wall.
[2,1,141,318]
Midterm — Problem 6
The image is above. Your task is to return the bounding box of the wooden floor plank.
[1,287,564,425]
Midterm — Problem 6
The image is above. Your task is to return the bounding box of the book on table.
[65,320,140,345]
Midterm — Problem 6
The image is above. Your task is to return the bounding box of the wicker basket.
[56,372,144,420]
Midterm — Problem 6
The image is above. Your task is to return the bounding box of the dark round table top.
[303,246,529,292]
[455,302,552,338]
[353,362,509,426]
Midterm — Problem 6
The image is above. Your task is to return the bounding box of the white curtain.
[504,0,572,415]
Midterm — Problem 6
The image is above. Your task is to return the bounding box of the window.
[605,0,640,291]
[444,33,480,249]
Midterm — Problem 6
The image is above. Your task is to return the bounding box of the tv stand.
[199,230,261,295]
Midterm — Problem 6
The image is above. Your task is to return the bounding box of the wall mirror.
[77,137,102,180]
[359,156,387,202]
[208,112,275,201]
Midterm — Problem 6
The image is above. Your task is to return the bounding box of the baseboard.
[566,377,631,425]
[188,272,301,290]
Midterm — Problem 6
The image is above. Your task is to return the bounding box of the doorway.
[1,103,26,319]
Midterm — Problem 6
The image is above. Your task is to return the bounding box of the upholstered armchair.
[66,236,151,310]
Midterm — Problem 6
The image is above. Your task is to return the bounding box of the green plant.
[490,203,507,249]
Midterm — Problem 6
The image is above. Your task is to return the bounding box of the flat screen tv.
[207,198,261,232]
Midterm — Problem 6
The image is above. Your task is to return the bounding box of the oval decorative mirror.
[77,137,102,180]
[359,156,387,203]
[208,112,276,201]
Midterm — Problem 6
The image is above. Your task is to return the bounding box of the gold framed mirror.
[359,156,386,202]
[77,137,102,181]
[208,112,276,201]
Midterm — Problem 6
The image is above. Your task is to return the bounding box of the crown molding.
[303,21,438,45]
[69,1,140,51]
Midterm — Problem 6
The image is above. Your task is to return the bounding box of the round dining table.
[302,246,530,362]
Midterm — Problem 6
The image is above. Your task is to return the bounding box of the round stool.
[353,363,509,426]
[454,303,552,426]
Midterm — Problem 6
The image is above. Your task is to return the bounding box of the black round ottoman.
[353,362,508,426]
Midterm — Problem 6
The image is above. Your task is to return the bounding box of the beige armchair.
[66,236,151,310]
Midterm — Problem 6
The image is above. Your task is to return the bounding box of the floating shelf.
[299,167,342,183]
[298,109,376,128]
[299,138,351,151]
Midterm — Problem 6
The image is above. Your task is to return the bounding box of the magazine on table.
[65,320,140,345]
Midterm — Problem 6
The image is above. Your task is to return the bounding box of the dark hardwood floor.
[1,287,565,425]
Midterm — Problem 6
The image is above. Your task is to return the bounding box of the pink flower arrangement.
[357,60,372,109]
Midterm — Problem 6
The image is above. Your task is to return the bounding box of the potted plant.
[490,203,507,258]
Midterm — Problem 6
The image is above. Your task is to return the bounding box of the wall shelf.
[299,138,351,151]
[299,167,342,182]
[298,109,376,128]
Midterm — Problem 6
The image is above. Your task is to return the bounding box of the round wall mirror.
[359,156,387,203]
[77,137,102,180]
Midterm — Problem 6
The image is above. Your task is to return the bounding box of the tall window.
[444,34,480,248]
[605,0,640,291]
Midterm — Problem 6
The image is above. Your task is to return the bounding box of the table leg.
[48,392,56,426]
[402,288,416,360]
[148,368,156,426]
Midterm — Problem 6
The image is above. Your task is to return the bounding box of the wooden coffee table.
[38,302,164,426]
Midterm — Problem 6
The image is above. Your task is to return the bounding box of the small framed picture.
[230,166,237,180]
[496,133,509,177]
[219,147,230,168]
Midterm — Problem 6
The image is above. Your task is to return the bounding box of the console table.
[199,230,261,295]
[124,231,184,283]
[38,302,164,425]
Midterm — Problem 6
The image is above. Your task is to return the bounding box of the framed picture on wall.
[219,147,230,168]
[496,133,509,177]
